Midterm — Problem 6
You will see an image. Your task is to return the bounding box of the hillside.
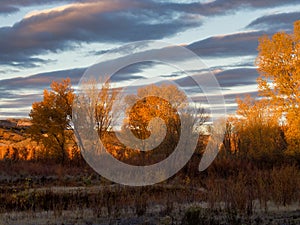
[0,119,33,159]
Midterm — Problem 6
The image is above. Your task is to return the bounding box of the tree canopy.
[29,78,75,163]
[121,84,207,157]
[256,21,300,156]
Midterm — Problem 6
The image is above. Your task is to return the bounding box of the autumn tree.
[256,21,300,157]
[233,96,286,166]
[121,84,207,163]
[73,79,120,139]
[75,79,119,138]
[29,78,75,163]
[221,117,239,156]
[94,81,120,138]
[72,78,122,162]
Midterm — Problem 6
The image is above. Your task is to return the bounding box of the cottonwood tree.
[74,79,119,138]
[29,78,75,163]
[233,96,286,166]
[121,84,207,163]
[72,78,122,161]
[123,84,185,152]
[256,21,300,156]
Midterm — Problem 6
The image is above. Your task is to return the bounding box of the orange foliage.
[256,21,300,155]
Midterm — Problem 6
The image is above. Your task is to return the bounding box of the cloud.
[164,0,300,17]
[197,0,300,14]
[0,93,42,109]
[214,68,259,87]
[174,68,258,89]
[187,31,264,58]
[0,60,159,92]
[0,90,43,119]
[246,11,300,32]
[223,90,258,101]
[0,64,260,117]
[186,10,300,59]
[0,0,76,14]
[0,0,202,66]
[1,0,299,66]
[2,0,299,118]
[0,68,83,119]
[0,61,163,118]
[0,68,85,90]
[0,5,19,14]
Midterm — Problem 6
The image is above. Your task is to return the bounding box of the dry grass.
[0,161,299,224]
[205,163,300,216]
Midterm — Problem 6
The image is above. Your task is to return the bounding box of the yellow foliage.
[256,20,300,156]
[29,78,75,163]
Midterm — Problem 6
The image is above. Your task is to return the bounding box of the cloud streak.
[0,0,202,66]
[0,0,76,14]
[187,31,263,58]
[246,11,300,32]
[187,10,300,59]
[163,0,300,16]
[174,68,258,88]
[2,0,300,66]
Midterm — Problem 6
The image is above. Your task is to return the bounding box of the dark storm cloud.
[246,11,300,32]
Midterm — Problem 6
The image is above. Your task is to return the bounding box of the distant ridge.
[0,118,31,129]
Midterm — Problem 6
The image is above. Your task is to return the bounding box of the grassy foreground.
[0,160,299,225]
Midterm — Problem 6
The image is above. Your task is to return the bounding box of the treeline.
[26,79,207,167]
[3,21,300,173]
[219,21,300,168]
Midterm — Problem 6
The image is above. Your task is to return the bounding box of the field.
[0,120,299,224]
[0,160,299,224]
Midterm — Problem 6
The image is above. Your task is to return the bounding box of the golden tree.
[122,85,183,155]
[72,79,122,160]
[76,79,119,138]
[256,21,300,156]
[233,96,286,165]
[122,84,207,163]
[29,78,75,163]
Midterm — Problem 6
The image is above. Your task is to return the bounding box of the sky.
[0,0,300,119]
